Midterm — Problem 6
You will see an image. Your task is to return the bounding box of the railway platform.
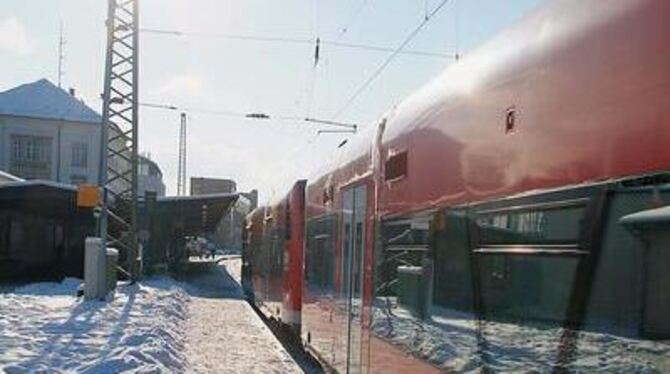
[180,258,308,373]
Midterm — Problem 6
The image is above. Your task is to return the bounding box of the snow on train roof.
[0,79,102,124]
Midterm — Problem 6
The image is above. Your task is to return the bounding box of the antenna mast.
[58,21,65,88]
[177,112,187,196]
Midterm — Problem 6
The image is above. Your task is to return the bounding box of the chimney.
[69,88,76,97]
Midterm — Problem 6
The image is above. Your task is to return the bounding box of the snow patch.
[0,277,189,373]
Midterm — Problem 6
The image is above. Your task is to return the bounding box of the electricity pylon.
[99,0,141,280]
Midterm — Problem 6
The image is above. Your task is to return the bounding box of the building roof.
[0,180,86,218]
[0,79,102,124]
[0,170,24,183]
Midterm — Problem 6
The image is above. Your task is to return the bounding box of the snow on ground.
[372,299,670,373]
[0,277,188,373]
[0,257,303,373]
[183,258,301,374]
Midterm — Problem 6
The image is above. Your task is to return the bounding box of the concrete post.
[84,237,106,300]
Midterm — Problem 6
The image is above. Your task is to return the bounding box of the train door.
[341,184,367,374]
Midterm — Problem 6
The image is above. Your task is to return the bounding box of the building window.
[71,142,88,168]
[12,139,21,161]
[70,174,88,185]
[10,134,52,180]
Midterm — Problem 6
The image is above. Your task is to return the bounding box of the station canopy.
[156,193,240,236]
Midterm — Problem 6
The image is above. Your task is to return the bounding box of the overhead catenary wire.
[140,102,354,128]
[140,28,454,59]
[334,0,453,118]
[140,102,255,118]
[334,0,370,42]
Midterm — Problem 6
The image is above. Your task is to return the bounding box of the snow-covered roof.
[0,79,102,124]
[0,179,76,191]
[0,170,23,183]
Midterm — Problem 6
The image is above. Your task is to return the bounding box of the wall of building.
[209,195,252,252]
[190,177,236,196]
[0,114,100,185]
[139,156,166,197]
[188,177,256,252]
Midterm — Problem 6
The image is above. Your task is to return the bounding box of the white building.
[139,154,166,197]
[0,79,102,185]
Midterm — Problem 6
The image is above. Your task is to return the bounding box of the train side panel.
[243,181,306,329]
[301,0,670,373]
[281,180,307,329]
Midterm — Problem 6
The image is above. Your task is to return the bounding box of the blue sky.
[0,0,543,200]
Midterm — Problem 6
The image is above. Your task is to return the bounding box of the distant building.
[190,177,236,196]
[139,155,166,197]
[211,195,253,252]
[0,79,102,186]
[241,189,259,211]
[190,177,257,252]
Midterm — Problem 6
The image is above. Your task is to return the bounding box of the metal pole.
[98,0,116,250]
[129,0,140,280]
[177,112,187,196]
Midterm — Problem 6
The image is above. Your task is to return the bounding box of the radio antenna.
[58,21,65,88]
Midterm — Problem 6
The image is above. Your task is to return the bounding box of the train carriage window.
[284,200,291,240]
[384,151,408,181]
[470,195,596,324]
[372,211,483,372]
[305,214,336,292]
[375,215,431,302]
[505,106,516,133]
[475,201,587,248]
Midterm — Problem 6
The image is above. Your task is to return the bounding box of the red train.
[243,0,670,372]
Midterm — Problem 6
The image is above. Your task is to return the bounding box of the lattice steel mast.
[177,112,187,196]
[99,0,140,280]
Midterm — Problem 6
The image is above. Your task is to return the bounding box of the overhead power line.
[140,102,250,118]
[141,102,177,111]
[140,28,454,59]
[334,0,452,118]
[334,0,370,42]
[318,129,356,135]
[140,102,356,131]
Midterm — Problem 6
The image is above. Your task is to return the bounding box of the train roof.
[305,0,670,216]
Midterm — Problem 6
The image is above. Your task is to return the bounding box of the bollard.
[106,248,119,294]
[84,237,106,300]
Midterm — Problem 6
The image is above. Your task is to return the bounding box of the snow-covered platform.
[0,257,303,373]
[182,258,302,373]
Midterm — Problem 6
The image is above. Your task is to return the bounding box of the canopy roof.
[0,180,87,218]
[156,193,240,235]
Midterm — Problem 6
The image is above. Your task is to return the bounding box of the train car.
[243,180,306,333]
[249,0,670,372]
[299,0,670,372]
